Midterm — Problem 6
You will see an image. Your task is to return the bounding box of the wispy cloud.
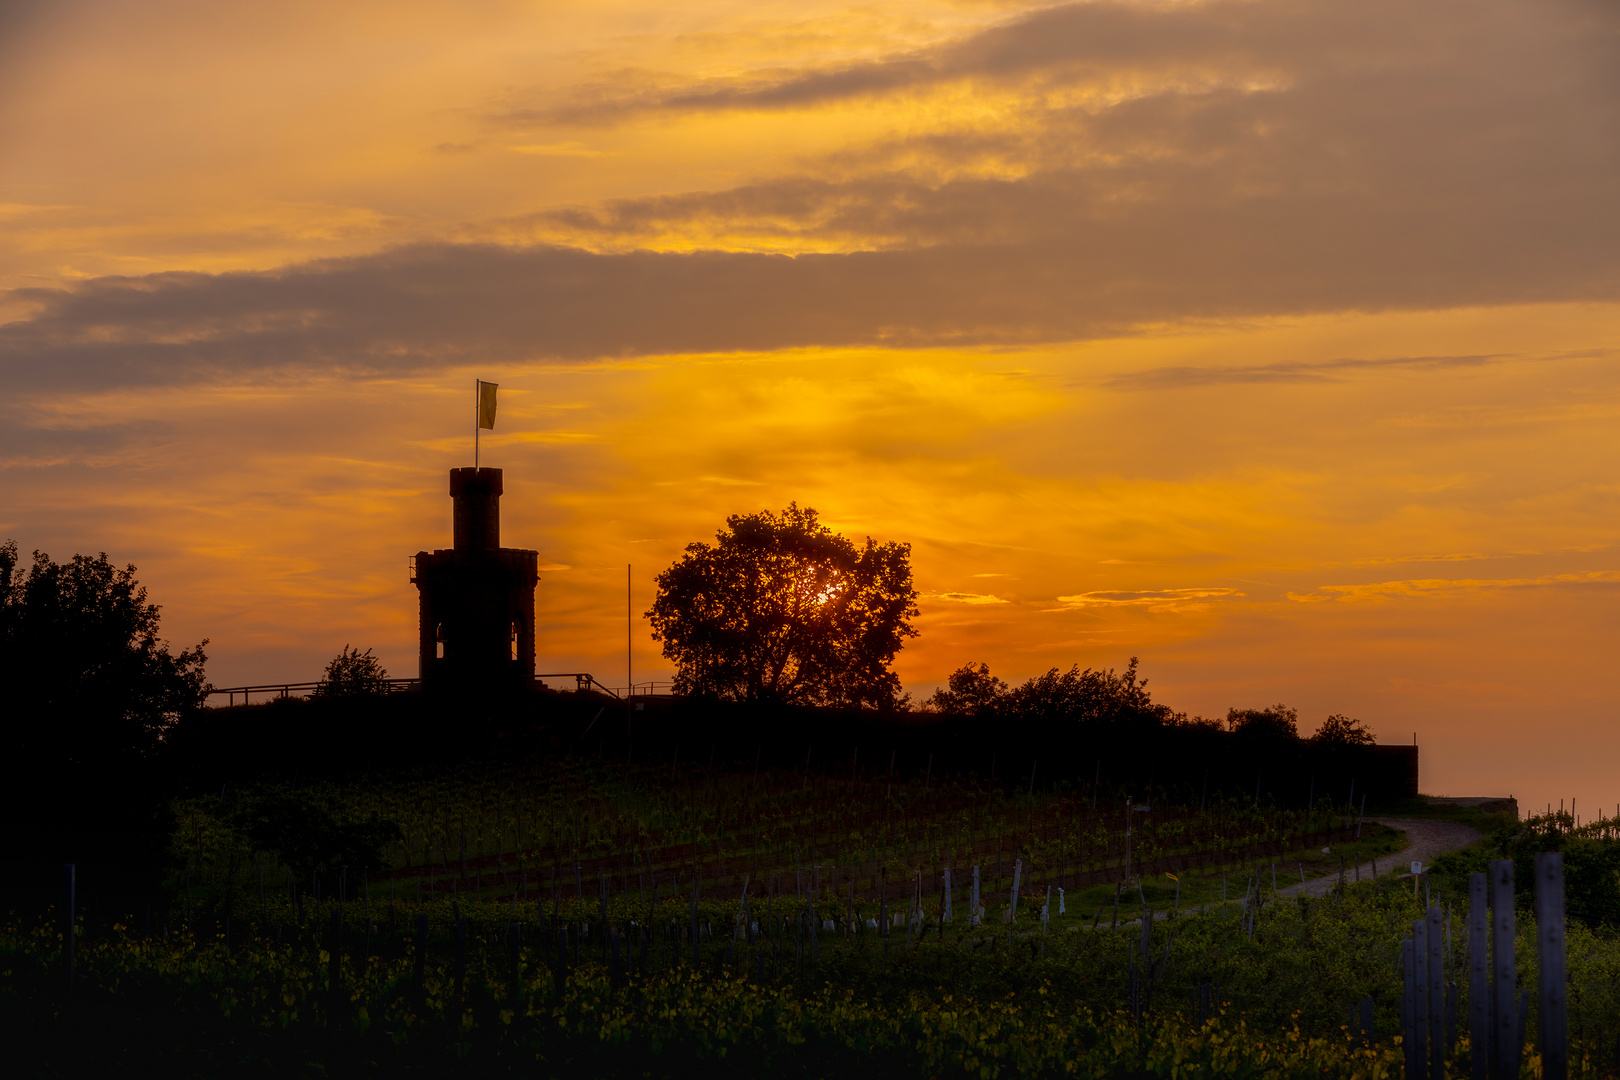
[499,1,1296,127]
[1106,354,1509,391]
[934,592,1011,605]
[1289,571,1620,604]
[1052,587,1243,613]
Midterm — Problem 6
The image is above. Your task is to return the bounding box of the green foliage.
[14,747,1620,1075]
[13,870,1620,1077]
[647,504,918,709]
[223,789,402,881]
[1431,810,1620,927]
[316,644,389,696]
[0,903,1413,1077]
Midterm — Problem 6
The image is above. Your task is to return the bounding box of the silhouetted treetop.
[316,645,389,696]
[929,656,1186,729]
[1226,703,1300,741]
[647,504,918,708]
[1309,712,1375,746]
[0,541,208,767]
[926,662,1007,717]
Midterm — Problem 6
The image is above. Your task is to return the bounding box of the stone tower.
[412,467,539,691]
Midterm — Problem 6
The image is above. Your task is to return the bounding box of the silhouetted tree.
[647,504,918,708]
[1309,713,1375,746]
[0,541,208,766]
[0,540,208,880]
[928,656,1191,730]
[927,662,1008,716]
[316,645,389,696]
[1226,703,1300,741]
[1004,657,1164,725]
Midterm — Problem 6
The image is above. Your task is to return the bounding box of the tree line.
[924,657,1376,747]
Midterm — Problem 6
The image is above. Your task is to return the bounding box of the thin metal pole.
[627,564,633,756]
[628,563,632,696]
[474,379,479,468]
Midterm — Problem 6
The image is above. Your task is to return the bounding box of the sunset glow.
[3,0,1617,815]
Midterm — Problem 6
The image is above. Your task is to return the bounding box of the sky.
[2,0,1617,817]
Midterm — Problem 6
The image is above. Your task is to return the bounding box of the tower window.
[436,622,445,659]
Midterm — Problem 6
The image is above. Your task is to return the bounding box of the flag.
[477,380,498,429]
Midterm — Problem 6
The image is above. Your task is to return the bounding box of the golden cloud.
[1289,571,1620,604]
[1052,588,1244,614]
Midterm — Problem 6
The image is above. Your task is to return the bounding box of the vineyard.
[7,756,1620,1077]
[174,757,1398,923]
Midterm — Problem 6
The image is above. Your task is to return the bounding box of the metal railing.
[203,672,647,707]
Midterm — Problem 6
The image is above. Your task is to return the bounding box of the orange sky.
[3,0,1617,817]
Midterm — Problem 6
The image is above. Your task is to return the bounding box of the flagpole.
[474,379,480,469]
[626,563,632,755]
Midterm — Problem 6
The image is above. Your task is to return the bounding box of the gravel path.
[1277,817,1480,898]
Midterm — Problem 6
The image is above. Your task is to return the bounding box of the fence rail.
[204,672,644,706]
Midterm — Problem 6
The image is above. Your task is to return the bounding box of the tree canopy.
[1225,703,1300,741]
[928,661,1377,749]
[316,645,389,696]
[0,541,209,877]
[0,541,209,767]
[646,504,918,708]
[1309,713,1376,746]
[927,656,1186,729]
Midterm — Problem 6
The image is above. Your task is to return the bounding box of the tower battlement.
[413,467,538,691]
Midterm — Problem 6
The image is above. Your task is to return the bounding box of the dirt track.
[1278,817,1480,898]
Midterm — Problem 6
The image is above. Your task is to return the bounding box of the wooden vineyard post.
[690,872,700,967]
[1535,852,1568,1080]
[879,867,889,955]
[1412,918,1430,1076]
[1403,937,1417,1080]
[413,914,428,1007]
[1128,939,1138,1022]
[1490,859,1518,1080]
[328,906,345,1027]
[62,863,74,1034]
[1468,872,1489,1080]
[454,915,467,1007]
[1428,905,1445,1080]
[1009,859,1022,948]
